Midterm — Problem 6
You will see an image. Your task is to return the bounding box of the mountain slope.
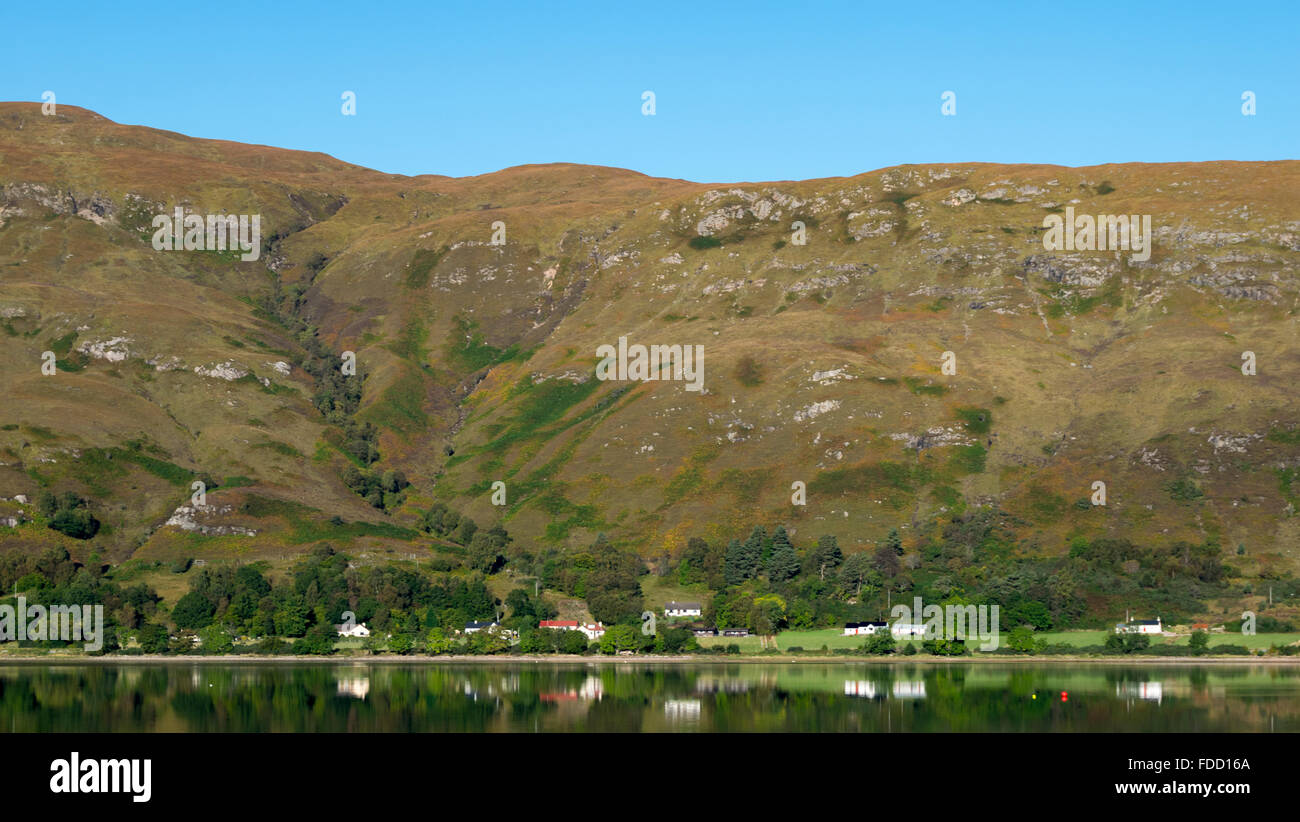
[1,103,1298,581]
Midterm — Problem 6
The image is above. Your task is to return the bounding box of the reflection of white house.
[843,621,889,636]
[695,678,749,694]
[1115,618,1162,635]
[890,622,928,639]
[892,681,926,699]
[579,675,604,700]
[337,677,370,699]
[665,602,702,618]
[1117,681,1163,703]
[541,675,606,704]
[335,622,370,637]
[664,699,702,720]
[844,680,880,698]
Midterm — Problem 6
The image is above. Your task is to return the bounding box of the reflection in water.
[337,676,370,700]
[892,680,926,699]
[845,680,879,698]
[663,699,702,724]
[0,662,1297,732]
[1117,681,1163,704]
[540,675,603,703]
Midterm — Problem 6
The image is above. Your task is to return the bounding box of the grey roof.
[665,601,702,609]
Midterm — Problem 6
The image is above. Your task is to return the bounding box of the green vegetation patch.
[1165,475,1205,503]
[48,331,77,356]
[1276,468,1298,505]
[363,367,430,434]
[904,377,947,396]
[535,485,609,543]
[238,494,417,543]
[512,376,603,430]
[950,444,987,474]
[388,317,428,362]
[714,467,772,505]
[405,246,447,289]
[445,315,522,372]
[1267,427,1300,446]
[733,355,764,387]
[661,447,720,507]
[255,440,304,459]
[954,406,993,435]
[67,446,194,495]
[1024,484,1068,523]
[809,461,914,508]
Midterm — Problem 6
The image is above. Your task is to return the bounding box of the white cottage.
[335,622,371,638]
[664,602,703,618]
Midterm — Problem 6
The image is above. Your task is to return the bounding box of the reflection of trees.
[0,662,1298,731]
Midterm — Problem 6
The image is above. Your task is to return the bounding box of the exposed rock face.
[942,189,976,206]
[78,337,134,362]
[1,182,117,224]
[1022,254,1115,288]
[193,361,248,381]
[794,400,840,422]
[164,504,257,537]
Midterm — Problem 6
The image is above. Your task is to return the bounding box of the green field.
[697,628,928,652]
[1035,631,1298,650]
[696,628,1300,654]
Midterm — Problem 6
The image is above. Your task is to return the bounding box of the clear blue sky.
[2,1,1295,182]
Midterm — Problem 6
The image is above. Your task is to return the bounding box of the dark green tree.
[811,534,842,580]
[884,527,903,556]
[172,591,216,630]
[767,526,799,582]
[742,526,767,575]
[723,539,748,586]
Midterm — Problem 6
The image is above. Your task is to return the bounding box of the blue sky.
[1,1,1295,182]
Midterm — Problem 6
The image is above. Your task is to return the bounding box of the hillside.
[2,102,1298,593]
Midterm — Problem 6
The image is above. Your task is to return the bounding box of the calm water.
[1,661,1298,732]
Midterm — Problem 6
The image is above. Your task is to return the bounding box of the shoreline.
[1,653,1298,665]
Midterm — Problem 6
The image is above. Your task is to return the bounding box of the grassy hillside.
[1,103,1298,604]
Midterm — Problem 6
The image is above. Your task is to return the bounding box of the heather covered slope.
[1,102,1298,587]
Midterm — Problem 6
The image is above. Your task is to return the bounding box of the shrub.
[39,491,100,539]
[137,623,170,654]
[254,637,290,655]
[862,632,896,655]
[172,591,216,630]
